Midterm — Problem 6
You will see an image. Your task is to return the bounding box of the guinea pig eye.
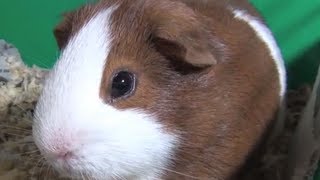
[111,71,136,99]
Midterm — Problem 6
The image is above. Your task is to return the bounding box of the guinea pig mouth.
[51,160,86,179]
[49,158,74,173]
[41,152,83,177]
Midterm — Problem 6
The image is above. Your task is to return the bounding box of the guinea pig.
[32,0,286,179]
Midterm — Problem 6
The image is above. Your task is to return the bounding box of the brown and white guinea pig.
[32,0,286,179]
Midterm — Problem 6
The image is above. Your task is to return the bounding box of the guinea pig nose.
[56,151,74,160]
[44,136,77,161]
[48,149,75,161]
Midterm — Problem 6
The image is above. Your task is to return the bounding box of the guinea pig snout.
[41,130,86,163]
[47,146,74,161]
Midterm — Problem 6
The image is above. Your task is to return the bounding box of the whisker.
[45,163,51,179]
[115,172,127,180]
[0,124,32,132]
[158,166,203,180]
[0,101,29,116]
[85,172,91,180]
[88,155,201,180]
[31,157,45,179]
[27,155,44,164]
[0,102,35,122]
[80,171,85,180]
[2,140,35,146]
[23,54,52,69]
[15,149,40,156]
[47,164,55,179]
[1,132,29,137]
[25,156,43,164]
[38,158,47,179]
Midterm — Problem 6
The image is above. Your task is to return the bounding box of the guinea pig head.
[32,0,225,179]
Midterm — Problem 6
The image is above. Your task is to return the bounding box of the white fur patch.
[33,7,178,179]
[232,9,286,99]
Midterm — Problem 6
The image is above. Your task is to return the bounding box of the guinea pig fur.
[32,0,286,179]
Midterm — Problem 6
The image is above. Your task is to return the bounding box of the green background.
[0,0,320,88]
[0,0,320,179]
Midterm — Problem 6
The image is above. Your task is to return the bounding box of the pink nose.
[45,147,75,161]
[55,151,74,160]
[45,138,76,161]
[43,130,86,161]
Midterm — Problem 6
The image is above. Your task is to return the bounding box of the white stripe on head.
[33,6,178,179]
[49,8,114,110]
[231,9,287,99]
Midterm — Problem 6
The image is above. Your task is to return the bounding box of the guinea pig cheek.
[80,106,180,178]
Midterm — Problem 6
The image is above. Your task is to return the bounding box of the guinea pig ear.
[148,1,223,68]
[53,11,75,50]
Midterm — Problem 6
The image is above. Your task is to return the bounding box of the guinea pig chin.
[31,8,179,179]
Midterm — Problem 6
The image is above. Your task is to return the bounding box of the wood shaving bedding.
[0,39,315,179]
[0,40,67,180]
